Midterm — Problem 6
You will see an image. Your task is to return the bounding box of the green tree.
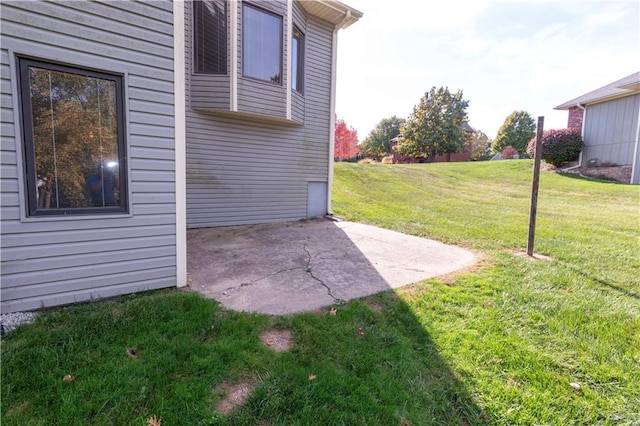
[360,116,405,157]
[492,111,535,155]
[469,130,492,161]
[397,87,470,160]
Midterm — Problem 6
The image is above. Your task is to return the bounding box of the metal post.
[527,116,544,256]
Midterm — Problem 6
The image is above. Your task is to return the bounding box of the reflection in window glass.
[19,59,127,215]
[242,4,282,83]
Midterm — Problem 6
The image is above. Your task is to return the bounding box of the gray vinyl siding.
[292,90,305,123]
[191,75,231,110]
[238,78,287,117]
[292,1,307,31]
[185,5,334,228]
[582,94,640,167]
[0,0,177,313]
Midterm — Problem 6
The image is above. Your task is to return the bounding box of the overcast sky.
[335,0,639,141]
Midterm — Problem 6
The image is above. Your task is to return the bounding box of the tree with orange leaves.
[334,116,359,161]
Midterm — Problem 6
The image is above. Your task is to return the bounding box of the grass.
[1,292,483,425]
[2,160,639,425]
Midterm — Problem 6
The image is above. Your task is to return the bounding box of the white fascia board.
[230,0,238,111]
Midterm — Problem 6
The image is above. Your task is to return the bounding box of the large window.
[242,3,282,84]
[194,0,227,74]
[292,26,304,93]
[18,58,128,216]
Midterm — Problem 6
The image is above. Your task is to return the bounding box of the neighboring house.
[0,0,361,313]
[388,123,475,164]
[555,71,640,184]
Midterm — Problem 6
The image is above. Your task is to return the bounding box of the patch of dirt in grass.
[110,307,123,321]
[512,250,553,261]
[215,380,256,415]
[436,252,489,285]
[507,376,524,389]
[4,401,32,418]
[364,298,385,313]
[126,346,139,358]
[260,328,292,352]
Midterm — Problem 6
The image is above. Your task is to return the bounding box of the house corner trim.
[174,0,187,287]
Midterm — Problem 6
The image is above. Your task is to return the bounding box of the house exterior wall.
[582,94,640,167]
[434,150,471,163]
[567,106,584,134]
[185,1,333,227]
[0,0,178,312]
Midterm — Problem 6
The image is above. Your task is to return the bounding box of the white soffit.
[299,0,363,29]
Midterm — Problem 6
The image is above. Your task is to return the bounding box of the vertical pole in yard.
[527,116,544,256]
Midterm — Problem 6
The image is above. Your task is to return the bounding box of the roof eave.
[299,0,363,29]
[554,90,640,110]
[554,72,640,110]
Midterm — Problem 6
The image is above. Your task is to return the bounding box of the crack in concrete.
[220,241,340,304]
[303,242,339,302]
[221,266,303,294]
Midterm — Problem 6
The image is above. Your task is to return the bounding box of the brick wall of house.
[568,106,584,134]
[434,151,471,162]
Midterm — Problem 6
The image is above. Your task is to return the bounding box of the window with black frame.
[18,58,128,216]
[242,3,282,84]
[292,26,304,93]
[194,0,227,74]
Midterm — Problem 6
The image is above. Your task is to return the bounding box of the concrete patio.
[187,218,476,315]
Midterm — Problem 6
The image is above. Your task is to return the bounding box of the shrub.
[526,129,583,167]
[381,155,394,164]
[358,158,374,164]
[501,146,519,159]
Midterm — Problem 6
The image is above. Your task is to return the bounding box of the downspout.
[577,102,586,168]
[562,102,586,172]
[327,11,351,214]
[631,100,640,184]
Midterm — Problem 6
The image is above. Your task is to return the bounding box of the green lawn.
[2,160,639,425]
